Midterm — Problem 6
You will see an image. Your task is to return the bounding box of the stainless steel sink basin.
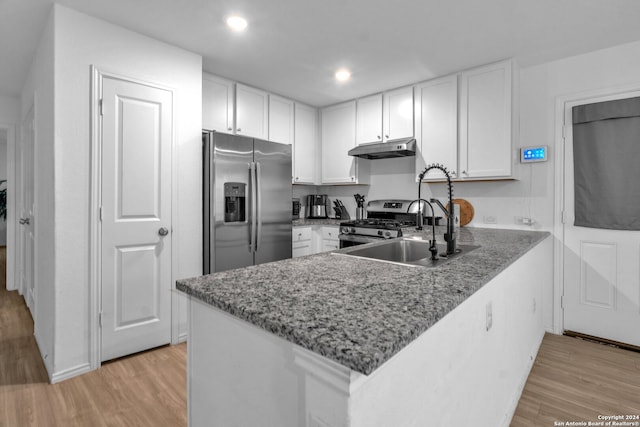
[334,238,479,268]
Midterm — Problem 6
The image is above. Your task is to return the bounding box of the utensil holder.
[356,207,364,220]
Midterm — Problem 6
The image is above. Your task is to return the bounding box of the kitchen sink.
[334,238,479,268]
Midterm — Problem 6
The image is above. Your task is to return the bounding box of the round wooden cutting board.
[447,198,474,226]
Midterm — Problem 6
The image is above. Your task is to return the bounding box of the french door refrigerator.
[203,131,292,273]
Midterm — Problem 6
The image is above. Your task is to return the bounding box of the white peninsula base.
[187,237,550,427]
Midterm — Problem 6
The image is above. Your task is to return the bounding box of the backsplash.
[294,156,552,230]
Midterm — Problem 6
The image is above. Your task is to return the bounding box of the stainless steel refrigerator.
[203,131,292,273]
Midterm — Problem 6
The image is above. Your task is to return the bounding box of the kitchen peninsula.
[177,228,551,427]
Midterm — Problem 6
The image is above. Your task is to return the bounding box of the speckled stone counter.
[177,227,549,375]
[293,218,343,226]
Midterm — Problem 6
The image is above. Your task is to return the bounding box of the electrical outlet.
[483,215,497,224]
[515,216,535,226]
[486,302,493,331]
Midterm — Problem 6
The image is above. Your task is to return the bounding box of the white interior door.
[100,75,173,362]
[18,106,35,314]
[563,93,640,347]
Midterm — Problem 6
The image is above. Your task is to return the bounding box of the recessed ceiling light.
[226,16,248,32]
[335,68,352,82]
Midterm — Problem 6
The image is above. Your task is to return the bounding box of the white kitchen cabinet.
[356,88,413,145]
[321,101,367,184]
[293,103,318,184]
[269,95,294,145]
[319,226,340,252]
[292,226,314,258]
[383,86,414,141]
[356,94,383,145]
[414,75,458,180]
[202,73,234,133]
[236,83,269,140]
[459,60,512,179]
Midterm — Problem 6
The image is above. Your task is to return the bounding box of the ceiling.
[2,0,640,107]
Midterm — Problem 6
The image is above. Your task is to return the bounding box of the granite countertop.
[293,218,343,226]
[177,227,549,375]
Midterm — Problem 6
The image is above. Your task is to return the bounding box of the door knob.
[158,227,169,236]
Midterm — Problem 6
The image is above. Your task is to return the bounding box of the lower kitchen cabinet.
[292,225,340,257]
[320,226,340,252]
[292,226,314,258]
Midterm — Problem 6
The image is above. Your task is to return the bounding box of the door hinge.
[562,124,570,139]
[560,295,564,309]
[98,99,103,116]
[98,312,102,328]
[99,206,103,221]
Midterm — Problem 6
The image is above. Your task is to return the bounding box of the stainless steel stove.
[339,199,425,247]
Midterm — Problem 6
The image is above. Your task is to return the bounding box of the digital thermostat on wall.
[520,146,548,163]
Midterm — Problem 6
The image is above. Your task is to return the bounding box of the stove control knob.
[384,231,391,238]
[378,230,383,236]
[351,227,356,234]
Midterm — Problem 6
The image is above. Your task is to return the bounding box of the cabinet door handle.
[237,128,242,132]
[385,134,389,139]
[227,127,232,131]
[377,135,381,139]
[295,177,299,181]
[462,170,468,176]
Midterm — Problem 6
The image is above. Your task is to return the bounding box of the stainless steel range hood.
[348,138,416,159]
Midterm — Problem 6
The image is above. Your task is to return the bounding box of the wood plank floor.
[0,247,187,427]
[511,332,640,426]
[2,242,639,426]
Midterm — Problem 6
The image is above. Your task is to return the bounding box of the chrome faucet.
[417,164,457,256]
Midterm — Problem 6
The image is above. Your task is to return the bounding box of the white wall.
[20,11,56,375]
[19,4,202,381]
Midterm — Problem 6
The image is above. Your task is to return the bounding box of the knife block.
[334,206,350,220]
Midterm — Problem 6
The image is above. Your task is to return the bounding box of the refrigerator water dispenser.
[224,182,246,223]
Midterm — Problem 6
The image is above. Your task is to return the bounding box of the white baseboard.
[33,329,53,382]
[177,332,188,343]
[51,362,92,384]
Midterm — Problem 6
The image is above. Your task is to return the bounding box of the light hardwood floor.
[0,247,187,427]
[512,332,640,426]
[1,243,639,426]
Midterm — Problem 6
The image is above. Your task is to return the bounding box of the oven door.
[338,234,384,248]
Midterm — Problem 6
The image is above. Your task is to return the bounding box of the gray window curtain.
[572,96,640,230]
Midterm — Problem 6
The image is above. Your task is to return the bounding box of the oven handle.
[338,234,384,244]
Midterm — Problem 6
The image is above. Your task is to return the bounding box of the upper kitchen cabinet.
[293,103,318,184]
[235,83,269,140]
[202,73,234,133]
[415,75,458,180]
[356,94,383,145]
[459,60,513,179]
[356,88,414,145]
[321,101,368,184]
[269,94,294,145]
[383,86,414,141]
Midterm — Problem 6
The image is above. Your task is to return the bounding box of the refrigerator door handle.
[256,162,262,251]
[249,162,257,253]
